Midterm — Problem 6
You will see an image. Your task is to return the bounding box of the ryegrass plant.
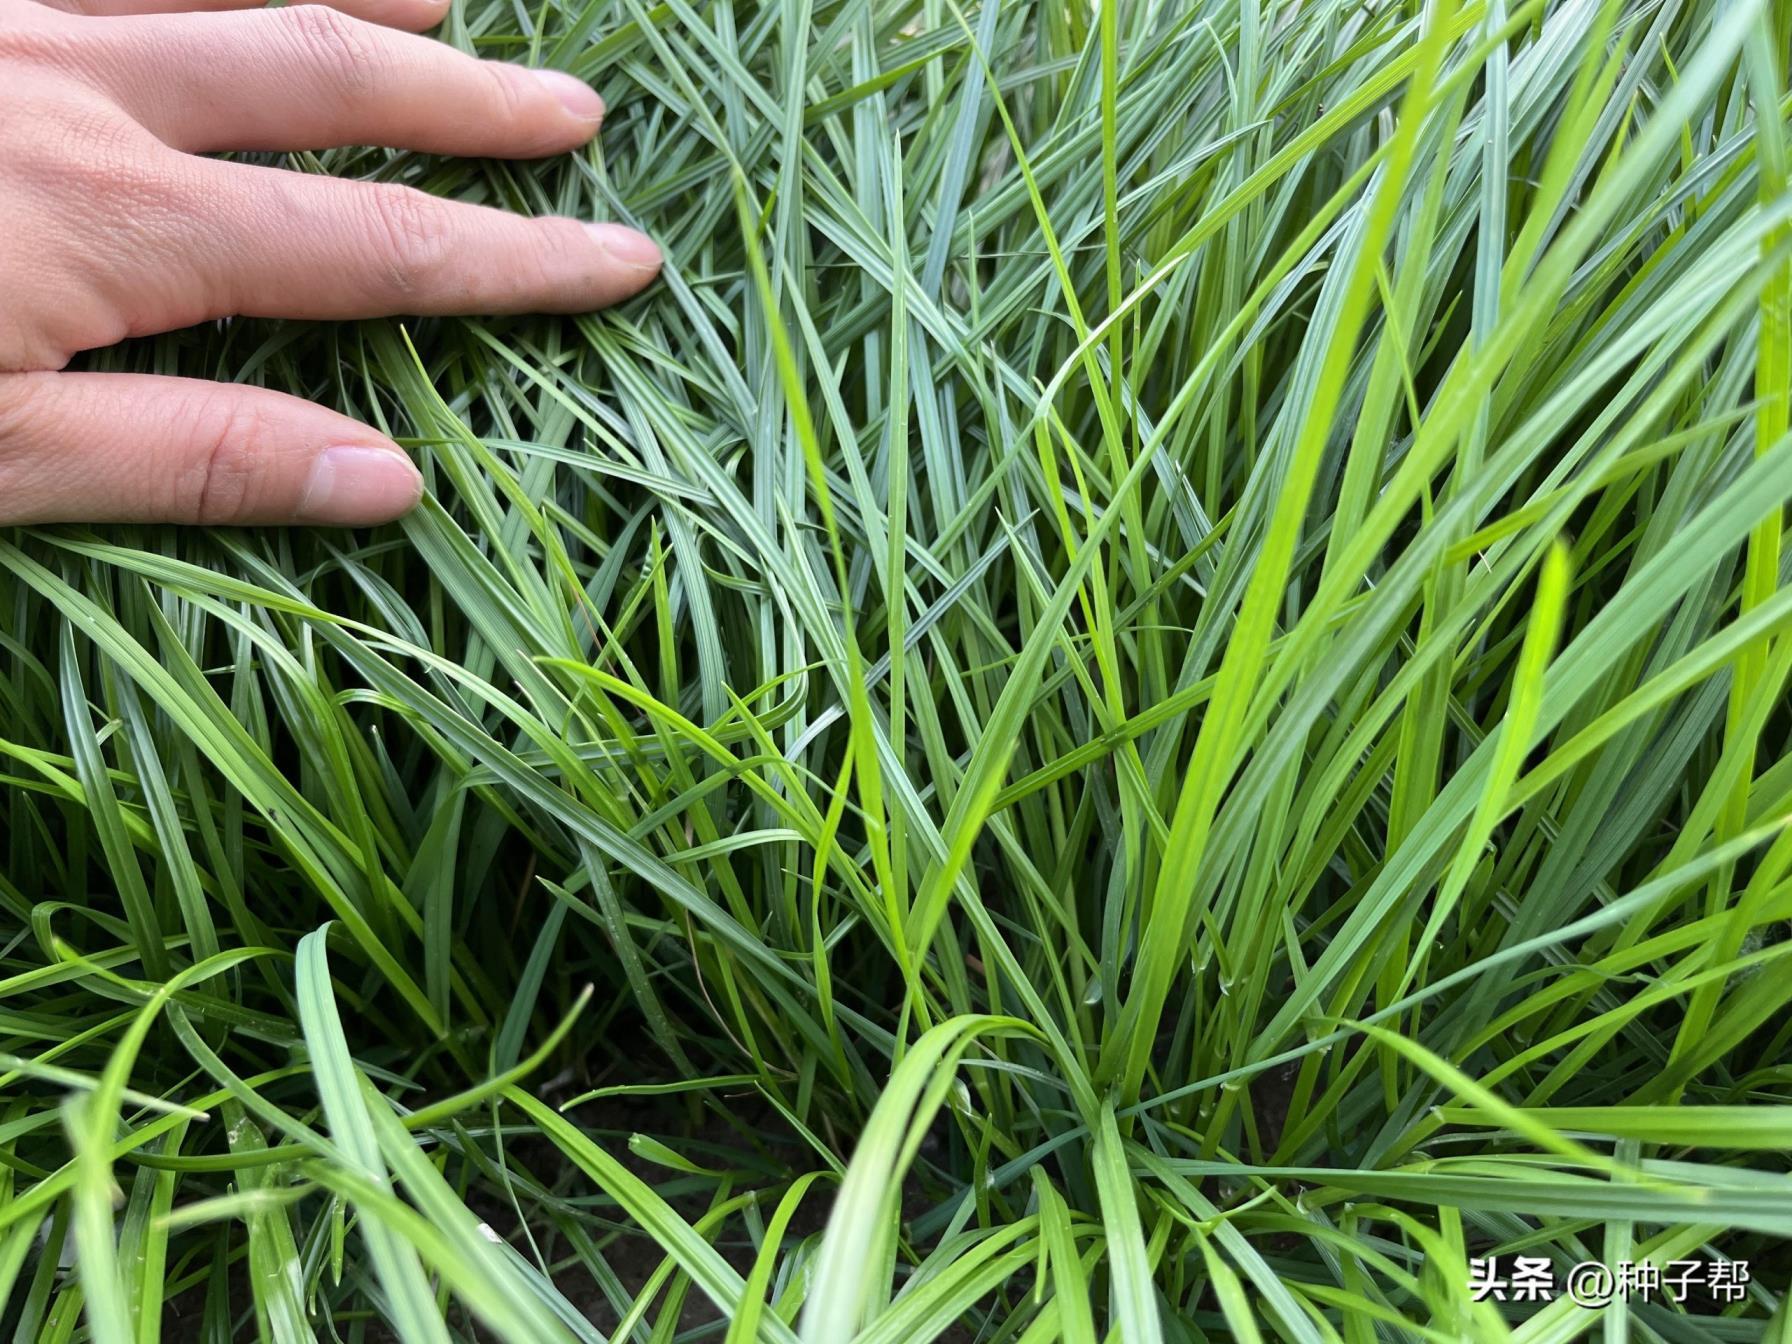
[4,0,1792,1337]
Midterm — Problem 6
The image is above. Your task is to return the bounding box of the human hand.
[0,0,660,525]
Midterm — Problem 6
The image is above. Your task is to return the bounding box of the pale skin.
[0,0,661,525]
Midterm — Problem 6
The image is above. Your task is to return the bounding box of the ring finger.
[38,0,449,34]
[88,4,605,156]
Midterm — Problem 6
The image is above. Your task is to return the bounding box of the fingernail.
[584,221,662,272]
[299,445,422,526]
[531,69,605,124]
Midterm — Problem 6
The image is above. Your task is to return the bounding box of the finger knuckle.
[0,11,75,67]
[532,216,594,285]
[181,392,270,525]
[51,100,148,183]
[282,4,378,98]
[484,62,529,124]
[6,104,193,358]
[31,98,189,227]
[363,184,453,297]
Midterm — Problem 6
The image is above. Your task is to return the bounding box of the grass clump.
[5,0,1792,1338]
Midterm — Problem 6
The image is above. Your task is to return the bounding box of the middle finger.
[181,157,662,321]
